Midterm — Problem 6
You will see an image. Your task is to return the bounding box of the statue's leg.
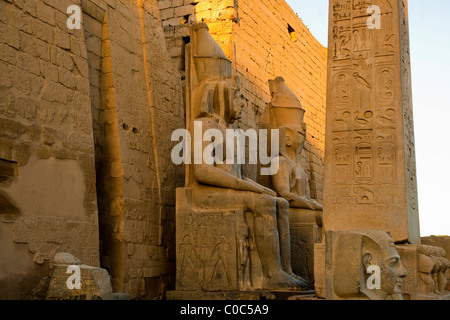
[442,267,449,293]
[275,198,310,288]
[437,271,445,294]
[248,194,307,290]
[275,198,292,273]
[249,194,282,277]
[432,272,439,294]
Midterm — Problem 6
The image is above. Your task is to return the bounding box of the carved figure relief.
[210,235,232,288]
[417,245,450,296]
[179,235,200,288]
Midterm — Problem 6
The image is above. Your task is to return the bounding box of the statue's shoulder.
[277,155,294,167]
[274,155,294,176]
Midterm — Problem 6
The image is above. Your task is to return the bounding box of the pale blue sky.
[286,0,450,236]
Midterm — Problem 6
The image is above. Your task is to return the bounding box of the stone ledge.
[166,290,316,301]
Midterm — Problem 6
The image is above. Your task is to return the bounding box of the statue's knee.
[259,196,277,210]
[276,198,290,210]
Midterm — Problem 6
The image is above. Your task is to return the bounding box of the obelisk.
[323,0,420,244]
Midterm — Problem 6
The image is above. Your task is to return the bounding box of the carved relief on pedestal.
[177,212,238,291]
[396,244,450,300]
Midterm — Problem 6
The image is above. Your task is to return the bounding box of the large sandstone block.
[175,188,263,292]
[46,253,128,300]
[313,242,326,298]
[289,208,322,286]
[325,230,407,300]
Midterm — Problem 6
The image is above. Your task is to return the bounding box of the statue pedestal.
[289,208,322,286]
[166,289,316,300]
[175,188,263,292]
[313,242,326,298]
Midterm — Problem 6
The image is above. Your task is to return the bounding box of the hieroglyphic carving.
[333,144,352,184]
[325,0,420,243]
[334,72,352,108]
[376,67,395,105]
[354,143,373,184]
[376,142,396,184]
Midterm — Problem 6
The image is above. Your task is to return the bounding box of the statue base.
[166,290,316,301]
[289,208,322,286]
[414,293,450,301]
[175,188,317,292]
[175,188,263,292]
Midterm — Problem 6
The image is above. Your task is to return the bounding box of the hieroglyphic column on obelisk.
[323,0,420,244]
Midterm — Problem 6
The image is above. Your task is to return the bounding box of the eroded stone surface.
[397,244,450,300]
[325,230,407,300]
[45,252,129,300]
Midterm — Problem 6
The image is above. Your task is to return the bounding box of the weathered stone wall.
[0,0,185,300]
[158,0,327,200]
[0,0,99,299]
[80,0,185,299]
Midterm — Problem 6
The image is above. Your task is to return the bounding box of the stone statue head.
[194,77,244,124]
[268,77,303,109]
[431,246,440,257]
[439,247,447,259]
[189,23,244,124]
[268,77,306,129]
[328,230,407,300]
[192,23,232,83]
[267,77,307,158]
[278,125,307,158]
[360,231,407,300]
[418,244,431,256]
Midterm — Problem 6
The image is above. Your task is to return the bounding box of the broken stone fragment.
[45,252,129,300]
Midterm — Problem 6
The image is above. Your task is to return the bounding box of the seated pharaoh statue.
[264,77,323,284]
[268,77,322,212]
[174,23,308,293]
